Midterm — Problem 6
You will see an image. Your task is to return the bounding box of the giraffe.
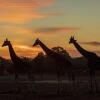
[69,36,100,93]
[33,38,75,94]
[2,38,36,93]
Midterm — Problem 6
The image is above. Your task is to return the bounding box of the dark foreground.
[1,93,100,100]
[0,75,100,100]
[1,91,100,100]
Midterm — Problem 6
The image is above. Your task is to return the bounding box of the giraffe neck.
[38,40,53,55]
[72,41,95,59]
[8,43,19,63]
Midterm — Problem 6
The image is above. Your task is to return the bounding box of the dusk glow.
[0,0,100,58]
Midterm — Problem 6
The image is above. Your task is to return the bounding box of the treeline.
[0,46,87,76]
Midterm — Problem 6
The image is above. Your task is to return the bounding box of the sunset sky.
[0,0,100,58]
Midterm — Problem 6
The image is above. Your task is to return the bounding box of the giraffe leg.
[28,73,37,93]
[14,73,20,93]
[40,72,44,80]
[67,72,75,92]
[71,71,76,87]
[14,73,18,100]
[90,71,99,93]
[57,75,59,94]
[75,72,79,88]
[93,72,99,93]
[72,73,76,89]
[60,75,63,93]
[67,73,71,91]
[89,70,94,93]
[57,74,61,94]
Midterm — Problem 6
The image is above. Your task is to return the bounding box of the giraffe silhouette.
[2,38,36,93]
[69,36,100,93]
[33,38,75,94]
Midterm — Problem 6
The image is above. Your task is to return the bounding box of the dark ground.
[0,75,100,100]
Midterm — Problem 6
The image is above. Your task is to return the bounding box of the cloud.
[67,49,82,57]
[0,0,57,24]
[35,27,80,33]
[0,0,54,8]
[0,0,63,24]
[0,45,43,58]
[94,51,100,56]
[81,41,100,46]
[0,11,64,24]
[0,25,32,36]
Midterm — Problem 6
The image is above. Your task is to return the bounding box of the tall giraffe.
[33,38,75,94]
[2,38,36,93]
[69,36,100,93]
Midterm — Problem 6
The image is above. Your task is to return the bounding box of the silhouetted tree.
[51,46,71,60]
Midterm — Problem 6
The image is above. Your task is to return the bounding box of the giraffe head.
[2,38,10,47]
[69,36,77,44]
[33,38,40,46]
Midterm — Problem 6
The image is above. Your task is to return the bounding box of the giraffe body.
[2,39,36,93]
[69,36,100,92]
[33,38,75,94]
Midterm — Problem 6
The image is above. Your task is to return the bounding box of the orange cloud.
[0,0,56,24]
[0,11,46,24]
[35,27,80,33]
[0,25,32,37]
[67,49,82,57]
[81,41,100,46]
[0,11,64,24]
[0,45,43,58]
[0,0,54,8]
